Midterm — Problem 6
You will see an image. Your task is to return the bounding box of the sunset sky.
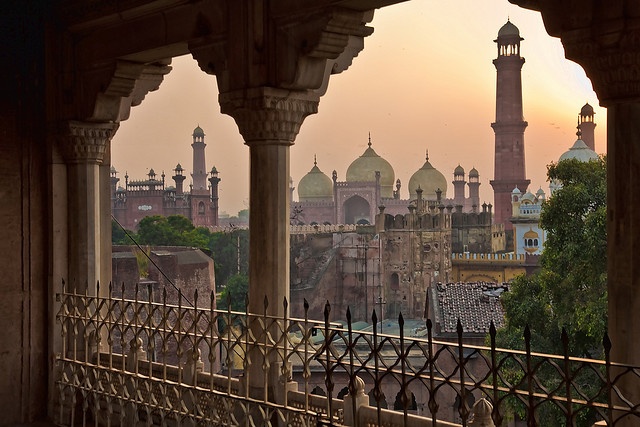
[111,0,606,217]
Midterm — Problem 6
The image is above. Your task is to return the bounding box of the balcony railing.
[55,281,640,426]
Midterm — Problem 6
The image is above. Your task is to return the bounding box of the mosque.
[291,138,486,227]
[111,126,221,230]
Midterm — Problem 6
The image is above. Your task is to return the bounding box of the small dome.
[580,103,594,117]
[454,165,465,176]
[149,168,155,175]
[298,160,333,201]
[408,153,448,200]
[536,187,545,196]
[512,186,522,195]
[469,167,479,178]
[175,163,183,170]
[521,191,535,202]
[110,166,117,173]
[346,140,395,198]
[559,139,598,163]
[524,228,538,239]
[193,126,205,137]
[498,20,521,38]
[210,166,218,174]
[116,186,125,193]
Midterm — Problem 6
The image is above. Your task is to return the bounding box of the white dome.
[559,139,598,162]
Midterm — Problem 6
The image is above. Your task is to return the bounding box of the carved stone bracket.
[509,0,640,104]
[59,120,119,164]
[93,59,172,122]
[190,6,375,96]
[563,30,640,104]
[219,87,319,144]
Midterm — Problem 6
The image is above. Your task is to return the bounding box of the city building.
[111,126,221,229]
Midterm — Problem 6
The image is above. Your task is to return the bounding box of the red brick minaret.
[578,102,596,151]
[191,125,208,193]
[490,20,530,232]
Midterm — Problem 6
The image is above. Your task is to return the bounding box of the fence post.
[126,337,146,372]
[469,398,495,427]
[343,376,368,426]
[184,347,203,386]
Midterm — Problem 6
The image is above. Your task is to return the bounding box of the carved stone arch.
[343,195,370,225]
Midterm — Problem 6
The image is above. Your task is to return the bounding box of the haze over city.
[111,0,606,217]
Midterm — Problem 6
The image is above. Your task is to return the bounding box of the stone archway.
[344,195,371,225]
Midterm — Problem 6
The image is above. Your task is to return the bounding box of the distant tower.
[110,166,119,202]
[490,20,530,231]
[578,102,596,151]
[191,125,208,193]
[453,165,466,207]
[208,166,221,227]
[468,167,480,210]
[173,163,186,196]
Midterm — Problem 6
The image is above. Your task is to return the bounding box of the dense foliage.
[496,156,607,426]
[217,274,249,311]
[498,156,607,356]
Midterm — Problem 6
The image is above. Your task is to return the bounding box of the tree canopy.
[498,155,607,357]
[496,157,607,426]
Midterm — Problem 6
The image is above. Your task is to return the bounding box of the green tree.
[498,156,607,355]
[112,219,136,245]
[496,156,607,426]
[218,273,249,311]
[209,229,249,290]
[136,215,206,247]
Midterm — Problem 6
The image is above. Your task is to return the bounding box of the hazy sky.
[111,0,605,217]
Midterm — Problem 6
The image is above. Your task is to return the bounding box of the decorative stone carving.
[509,0,640,104]
[219,87,319,144]
[59,120,119,164]
[93,60,172,122]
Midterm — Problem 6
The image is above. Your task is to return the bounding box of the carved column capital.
[59,121,119,164]
[219,87,319,144]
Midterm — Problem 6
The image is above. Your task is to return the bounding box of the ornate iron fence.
[55,281,640,426]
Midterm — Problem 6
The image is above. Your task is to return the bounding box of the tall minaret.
[453,165,466,207]
[578,102,596,151]
[490,20,530,232]
[191,125,208,193]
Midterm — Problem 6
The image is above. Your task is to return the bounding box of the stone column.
[220,87,318,397]
[606,101,640,421]
[220,87,318,316]
[60,120,118,294]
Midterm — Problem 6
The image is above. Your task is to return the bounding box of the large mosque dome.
[408,153,447,200]
[298,159,333,201]
[346,140,395,198]
[559,138,598,162]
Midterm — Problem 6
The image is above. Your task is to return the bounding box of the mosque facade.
[111,126,221,230]
[291,139,490,227]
